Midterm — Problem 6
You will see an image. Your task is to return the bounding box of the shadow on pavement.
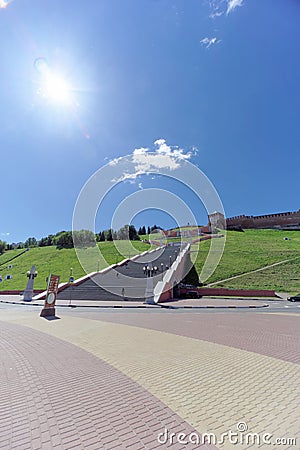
[42,316,61,321]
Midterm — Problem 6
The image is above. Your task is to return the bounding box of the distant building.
[166,210,300,236]
[165,226,202,238]
[226,211,300,230]
[208,212,226,231]
[164,222,221,237]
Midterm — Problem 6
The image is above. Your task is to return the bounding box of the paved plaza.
[0,304,299,449]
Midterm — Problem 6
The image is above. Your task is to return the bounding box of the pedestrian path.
[0,308,299,449]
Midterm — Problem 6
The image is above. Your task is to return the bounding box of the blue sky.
[1,0,299,243]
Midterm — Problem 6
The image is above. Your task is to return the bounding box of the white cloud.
[200,37,221,49]
[112,139,193,184]
[207,0,244,18]
[133,147,149,155]
[226,0,244,15]
[111,171,143,183]
[153,139,191,161]
[191,146,199,156]
[208,0,225,19]
[108,155,123,166]
[209,11,224,18]
[1,232,10,236]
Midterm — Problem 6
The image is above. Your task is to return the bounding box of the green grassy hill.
[194,229,300,292]
[0,241,150,291]
[0,230,299,293]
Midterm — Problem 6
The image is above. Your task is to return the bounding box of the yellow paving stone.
[263,312,300,317]
[1,310,299,450]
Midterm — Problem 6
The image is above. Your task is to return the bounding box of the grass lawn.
[0,240,150,291]
[218,258,300,292]
[193,229,300,292]
[0,230,299,292]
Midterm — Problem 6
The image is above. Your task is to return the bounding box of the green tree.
[25,237,38,248]
[105,229,113,241]
[151,224,163,232]
[138,226,146,236]
[73,229,95,248]
[129,225,140,240]
[117,225,129,240]
[39,234,54,247]
[39,237,48,247]
[117,225,140,240]
[0,240,6,254]
[55,231,74,249]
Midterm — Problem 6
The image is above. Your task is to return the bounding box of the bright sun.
[35,58,73,106]
[42,73,72,105]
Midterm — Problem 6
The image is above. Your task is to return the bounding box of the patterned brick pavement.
[78,311,300,364]
[0,319,215,450]
[0,309,299,450]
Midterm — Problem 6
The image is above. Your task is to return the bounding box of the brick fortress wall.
[226,211,300,230]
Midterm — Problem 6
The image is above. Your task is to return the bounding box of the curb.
[0,300,155,309]
[160,304,269,309]
[202,296,281,301]
[0,300,269,309]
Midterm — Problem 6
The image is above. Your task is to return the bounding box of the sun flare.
[41,73,72,105]
[35,58,73,106]
[0,0,8,9]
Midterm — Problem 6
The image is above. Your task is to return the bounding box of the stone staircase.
[57,245,182,302]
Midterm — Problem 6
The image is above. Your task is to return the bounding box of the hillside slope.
[0,230,299,292]
[0,241,150,291]
[194,229,300,292]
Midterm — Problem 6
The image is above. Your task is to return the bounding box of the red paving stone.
[75,311,300,364]
[0,320,217,450]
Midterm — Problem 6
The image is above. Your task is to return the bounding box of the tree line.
[2,224,163,252]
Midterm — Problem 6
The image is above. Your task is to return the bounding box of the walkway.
[0,307,299,449]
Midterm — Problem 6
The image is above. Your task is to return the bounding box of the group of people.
[143,264,169,276]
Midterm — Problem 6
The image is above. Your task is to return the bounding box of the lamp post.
[69,267,74,306]
[146,265,151,277]
[144,264,155,304]
[23,265,38,302]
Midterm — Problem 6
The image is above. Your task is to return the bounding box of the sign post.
[40,274,60,317]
